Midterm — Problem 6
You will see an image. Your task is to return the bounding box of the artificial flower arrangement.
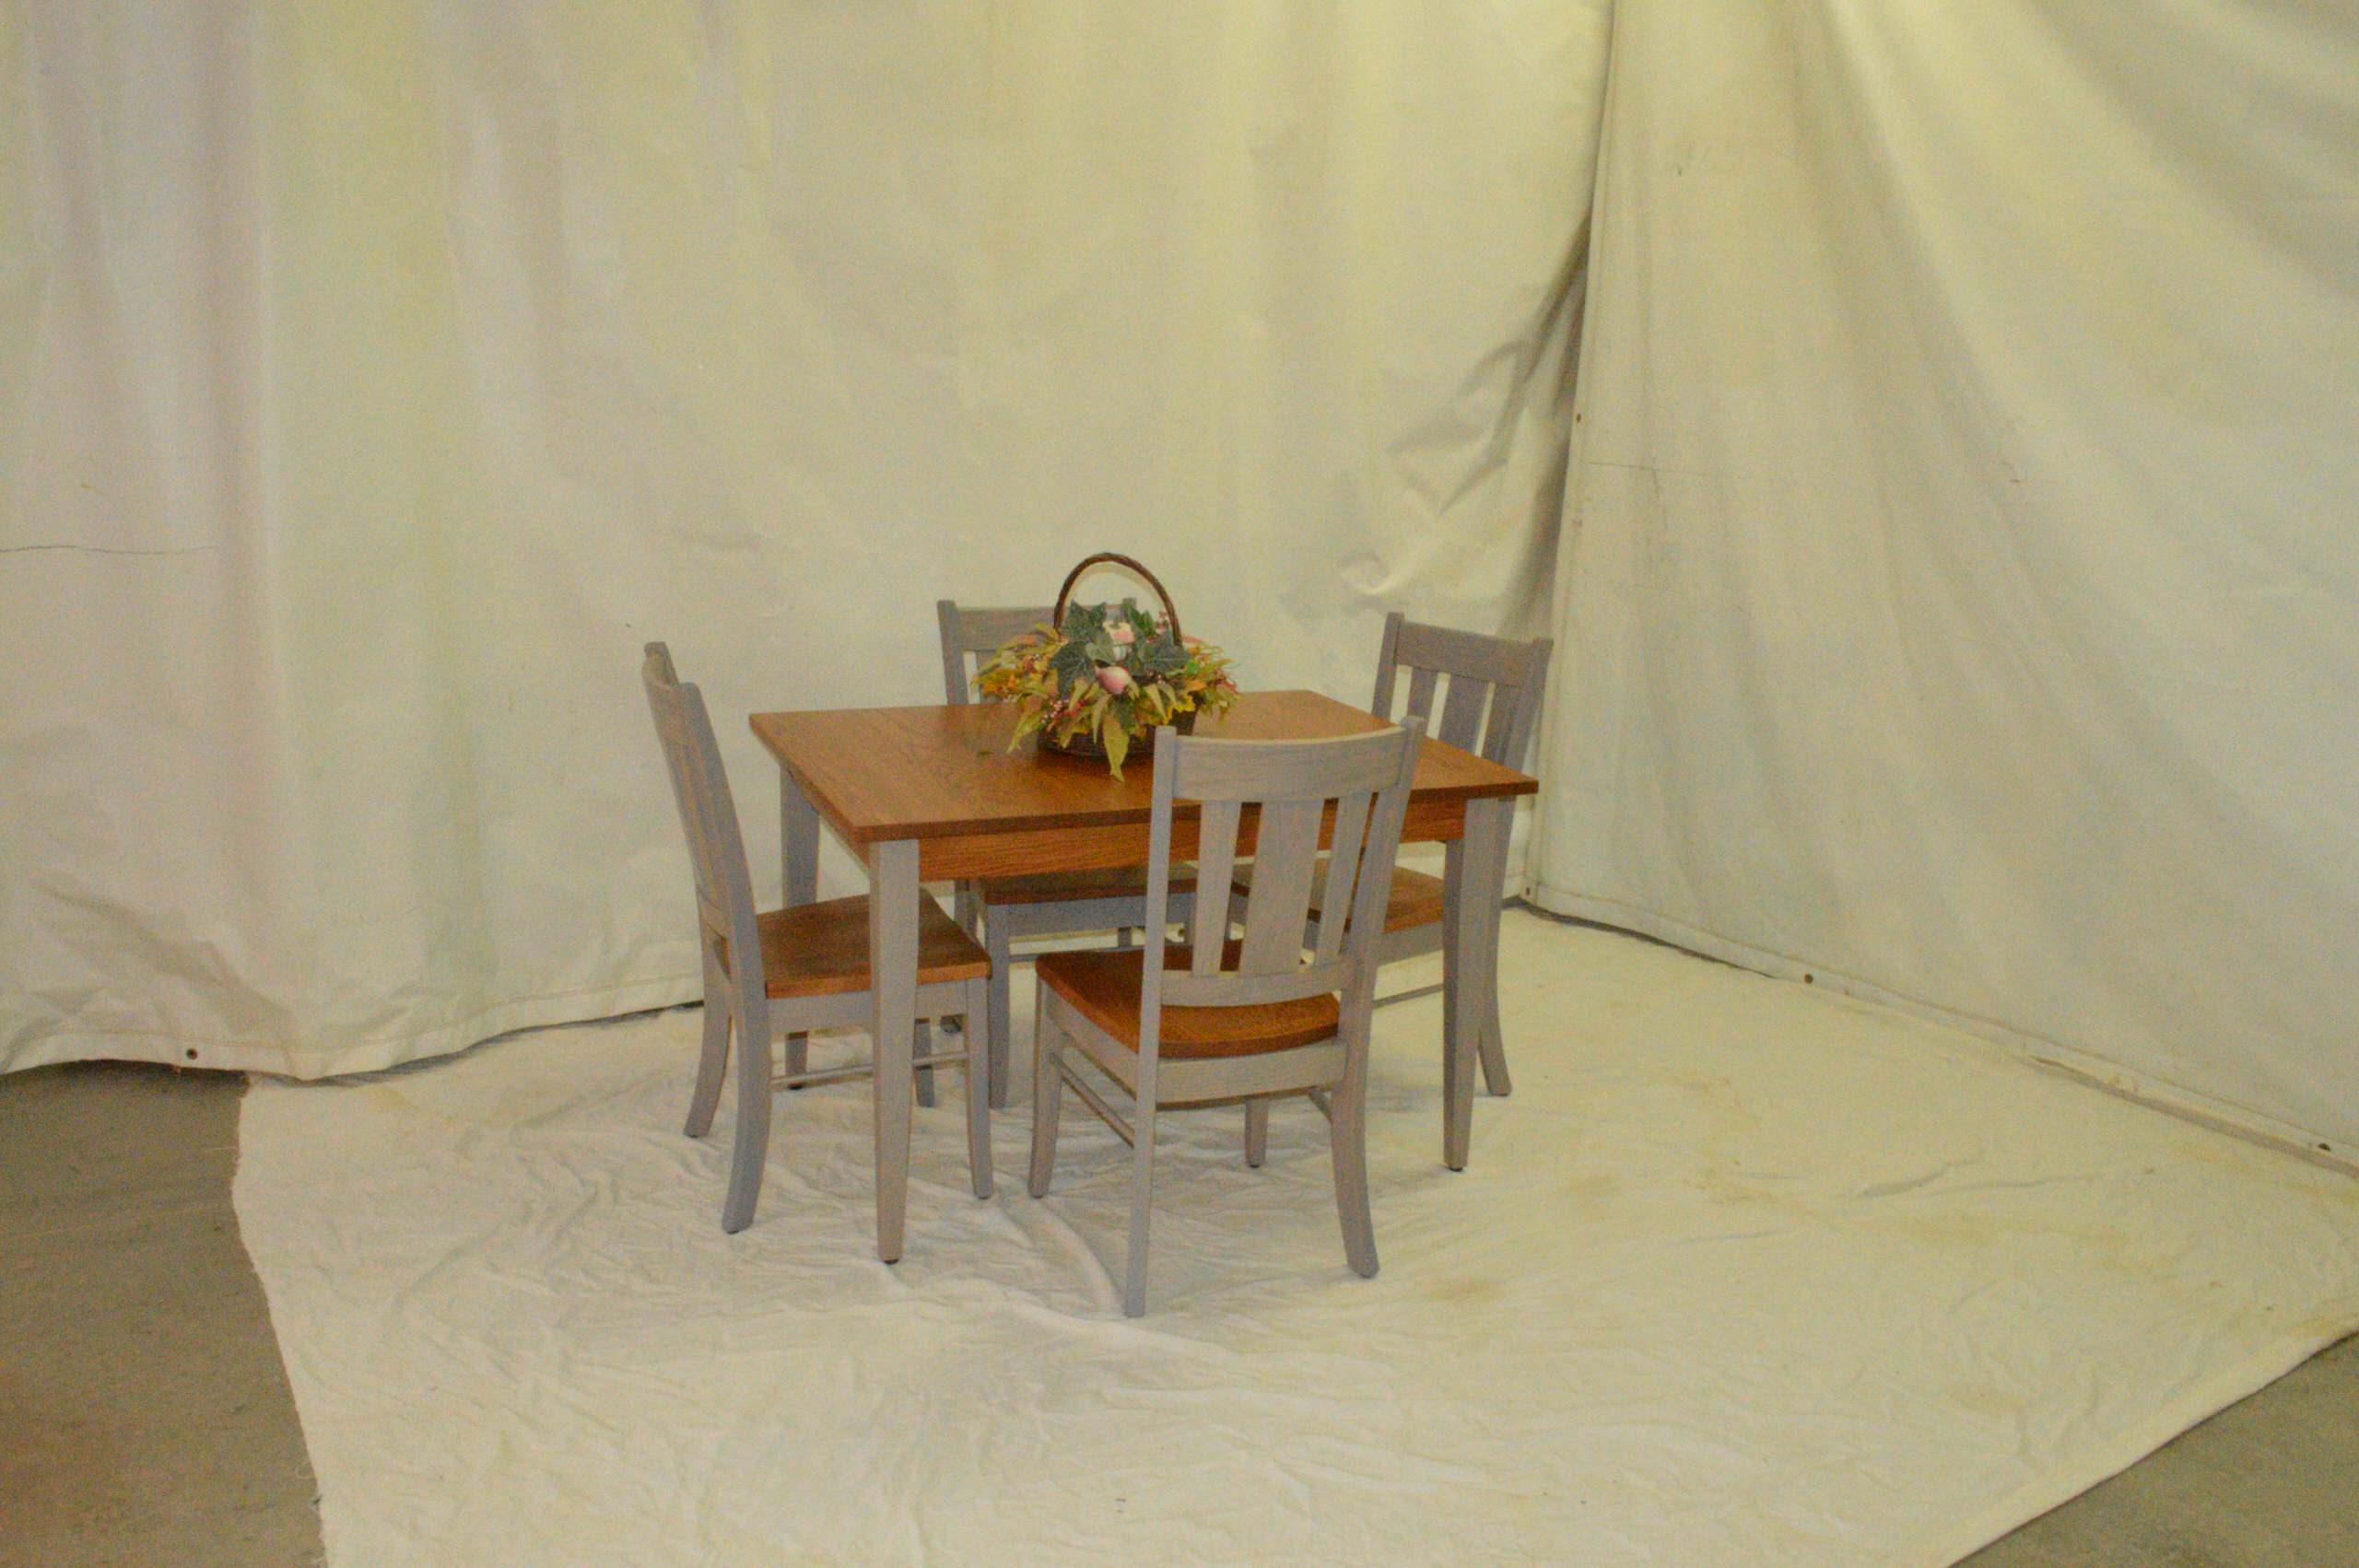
[974,556,1239,778]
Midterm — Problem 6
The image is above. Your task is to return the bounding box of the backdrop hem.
[0,972,704,1082]
[1524,884,2356,1176]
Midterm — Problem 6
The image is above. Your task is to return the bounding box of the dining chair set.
[641,609,1550,1315]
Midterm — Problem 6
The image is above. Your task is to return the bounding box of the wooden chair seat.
[1238,858,1446,934]
[978,864,1196,907]
[1035,944,1340,1059]
[719,895,991,1000]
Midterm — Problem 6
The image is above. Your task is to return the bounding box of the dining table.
[749,687,1539,1263]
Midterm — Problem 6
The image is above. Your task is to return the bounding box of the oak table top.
[749,688,1537,879]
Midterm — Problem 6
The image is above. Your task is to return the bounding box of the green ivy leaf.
[1049,639,1097,696]
[1138,631,1187,676]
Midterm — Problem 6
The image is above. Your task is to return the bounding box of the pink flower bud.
[1109,623,1135,646]
[1097,664,1133,695]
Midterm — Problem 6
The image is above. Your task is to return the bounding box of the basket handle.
[1051,553,1182,644]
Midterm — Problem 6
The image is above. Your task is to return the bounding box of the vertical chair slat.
[1435,671,1490,753]
[1476,675,1520,765]
[1312,790,1372,961]
[1190,800,1241,974]
[1238,798,1322,974]
[1403,664,1440,729]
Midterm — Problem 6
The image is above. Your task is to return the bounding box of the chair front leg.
[720,991,773,1234]
[963,977,992,1199]
[685,948,732,1139]
[1243,1098,1269,1167]
[1027,1005,1064,1199]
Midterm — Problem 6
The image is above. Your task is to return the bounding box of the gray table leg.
[1465,797,1515,1098]
[780,769,818,1080]
[868,837,919,1263]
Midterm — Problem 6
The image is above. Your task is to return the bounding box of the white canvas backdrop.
[1532,0,2359,1155]
[0,4,1611,1078]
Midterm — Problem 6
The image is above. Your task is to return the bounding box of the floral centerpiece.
[975,557,1238,778]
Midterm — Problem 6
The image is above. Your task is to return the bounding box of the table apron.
[897,794,1470,881]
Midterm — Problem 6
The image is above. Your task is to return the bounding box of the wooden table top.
[750,688,1537,848]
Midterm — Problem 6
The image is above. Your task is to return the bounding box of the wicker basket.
[1037,552,1196,760]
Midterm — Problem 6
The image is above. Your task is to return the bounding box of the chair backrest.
[641,643,762,989]
[1371,612,1553,770]
[936,600,1057,705]
[1136,719,1425,1057]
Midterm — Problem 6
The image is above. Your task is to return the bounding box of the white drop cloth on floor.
[234,913,2359,1566]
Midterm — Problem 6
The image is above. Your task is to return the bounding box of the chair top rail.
[937,602,1058,704]
[1391,617,1540,691]
[1166,728,1406,805]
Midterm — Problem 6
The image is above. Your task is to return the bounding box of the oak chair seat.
[719,895,991,1000]
[1035,944,1340,1059]
[978,864,1197,907]
[1241,858,1447,936]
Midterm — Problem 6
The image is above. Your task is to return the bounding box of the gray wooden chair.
[642,643,993,1234]
[1027,718,1425,1316]
[936,600,1199,1111]
[1244,613,1552,1103]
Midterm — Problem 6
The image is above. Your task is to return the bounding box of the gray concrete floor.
[1,1063,321,1568]
[0,1059,2353,1566]
[1961,1334,2359,1566]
